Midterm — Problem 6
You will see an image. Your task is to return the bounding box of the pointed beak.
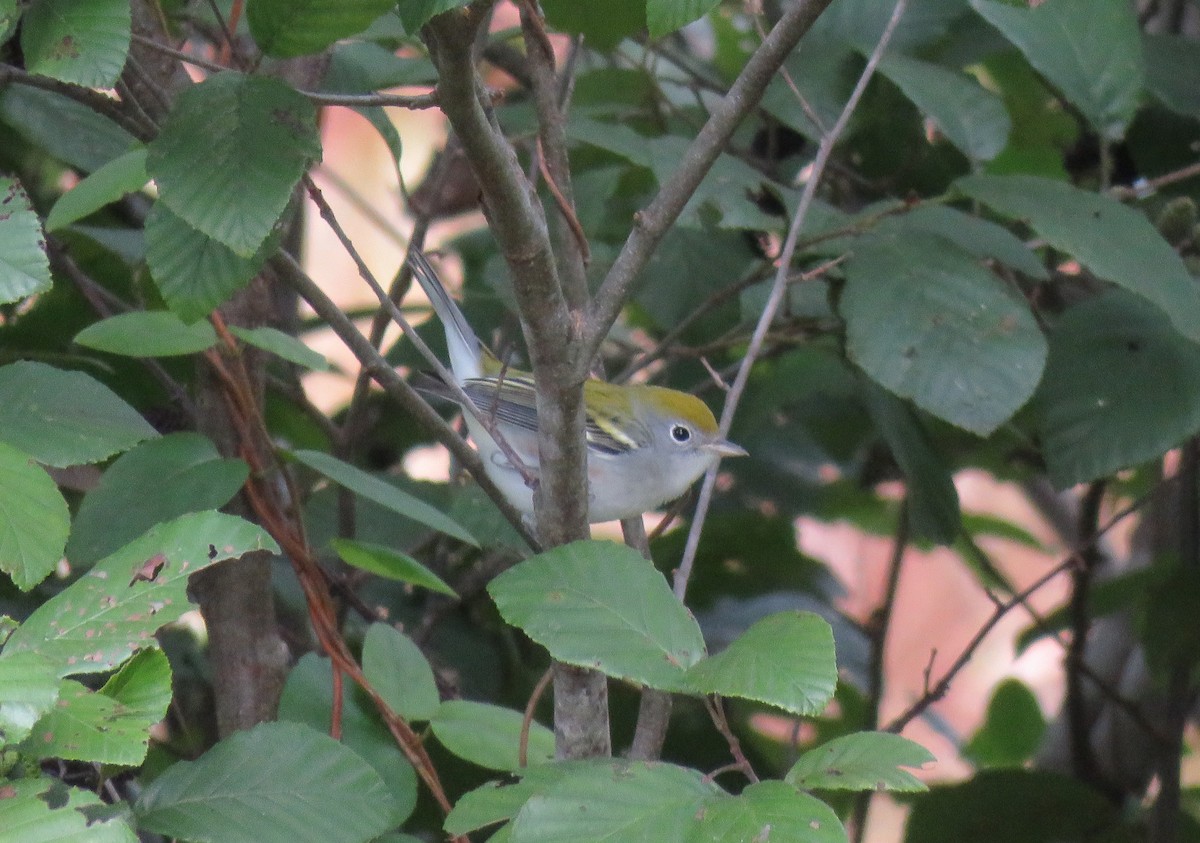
[705,439,748,458]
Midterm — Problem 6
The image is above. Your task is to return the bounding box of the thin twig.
[583,0,838,363]
[1066,481,1108,791]
[302,175,538,489]
[520,668,554,768]
[885,557,1074,733]
[704,696,760,784]
[303,90,440,109]
[853,500,909,843]
[673,0,909,602]
[268,251,540,550]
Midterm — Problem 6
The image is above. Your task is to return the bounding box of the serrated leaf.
[786,732,933,792]
[646,0,720,38]
[2,511,276,676]
[1034,291,1200,487]
[957,174,1200,343]
[248,0,397,57]
[0,778,138,843]
[230,325,330,370]
[67,433,248,567]
[0,651,60,745]
[684,611,837,716]
[509,760,722,843]
[430,700,554,771]
[445,767,574,837]
[889,205,1048,280]
[693,780,847,843]
[331,538,456,596]
[488,540,706,691]
[147,72,319,257]
[21,0,131,88]
[361,623,440,721]
[46,147,148,232]
[74,311,218,357]
[144,201,268,322]
[0,441,70,591]
[842,232,1046,435]
[0,361,158,468]
[971,0,1142,139]
[22,648,171,765]
[136,721,393,843]
[0,176,51,305]
[291,449,477,546]
[879,53,1010,161]
[278,654,417,827]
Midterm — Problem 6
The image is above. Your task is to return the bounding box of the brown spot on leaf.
[131,553,168,585]
[0,784,16,799]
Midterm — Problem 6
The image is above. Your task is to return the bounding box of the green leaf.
[761,39,857,141]
[863,385,960,545]
[46,147,148,232]
[508,760,722,843]
[488,540,706,691]
[331,538,456,596]
[957,174,1200,343]
[67,433,248,567]
[361,623,440,721]
[963,679,1046,768]
[248,0,397,57]
[1034,291,1200,487]
[74,311,218,357]
[0,778,138,843]
[878,54,1010,161]
[0,85,135,172]
[22,648,171,765]
[786,732,933,792]
[430,700,554,771]
[0,441,70,591]
[684,611,837,716]
[905,769,1122,843]
[291,449,477,545]
[693,780,847,843]
[888,205,1048,280]
[2,511,276,676]
[971,0,1143,140]
[446,766,575,836]
[144,201,268,322]
[147,72,319,258]
[396,0,471,33]
[230,325,330,370]
[0,361,158,467]
[21,0,131,88]
[842,232,1046,435]
[0,651,60,745]
[0,176,52,305]
[1143,34,1200,119]
[136,721,393,843]
[541,0,645,49]
[278,654,417,827]
[646,0,720,38]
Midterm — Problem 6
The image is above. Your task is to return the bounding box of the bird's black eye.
[670,424,692,443]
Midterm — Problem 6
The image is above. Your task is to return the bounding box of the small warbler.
[407,249,747,523]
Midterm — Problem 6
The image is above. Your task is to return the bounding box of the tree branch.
[582,0,837,366]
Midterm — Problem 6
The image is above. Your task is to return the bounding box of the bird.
[406,248,747,523]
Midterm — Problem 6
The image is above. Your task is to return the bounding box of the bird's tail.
[407,248,482,381]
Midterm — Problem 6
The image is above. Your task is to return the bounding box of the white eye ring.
[670,424,692,443]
